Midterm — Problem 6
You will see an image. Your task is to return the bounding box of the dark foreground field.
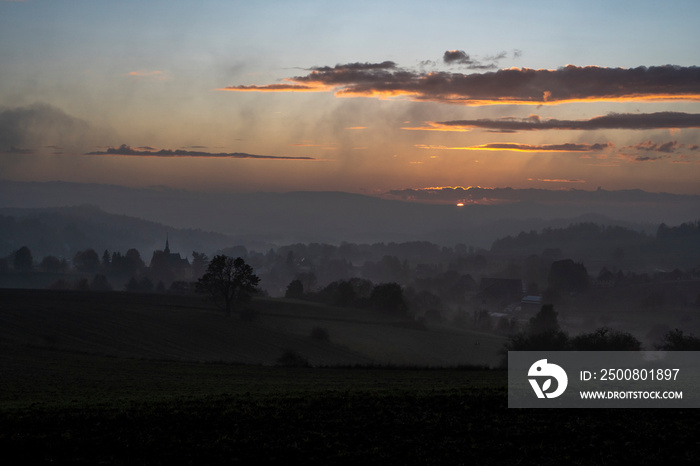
[1,290,699,464]
[3,347,700,465]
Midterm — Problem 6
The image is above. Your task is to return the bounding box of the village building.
[149,236,191,285]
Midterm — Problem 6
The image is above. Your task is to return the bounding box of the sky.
[2,0,700,200]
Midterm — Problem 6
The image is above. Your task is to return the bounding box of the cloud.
[624,140,682,153]
[2,146,34,154]
[443,50,472,65]
[222,83,323,92]
[86,144,315,160]
[416,142,612,152]
[528,178,586,183]
[126,70,169,80]
[220,61,398,93]
[614,139,700,163]
[620,154,669,162]
[291,142,323,147]
[613,140,700,163]
[406,112,700,132]
[221,62,700,105]
[0,102,94,152]
[442,50,502,70]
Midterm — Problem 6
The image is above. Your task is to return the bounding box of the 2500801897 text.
[579,368,680,382]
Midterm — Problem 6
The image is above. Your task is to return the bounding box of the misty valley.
[2,207,699,356]
[2,206,700,464]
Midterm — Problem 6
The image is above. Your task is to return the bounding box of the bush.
[505,329,570,352]
[570,327,641,351]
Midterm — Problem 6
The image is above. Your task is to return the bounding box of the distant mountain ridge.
[1,180,697,252]
[0,204,232,260]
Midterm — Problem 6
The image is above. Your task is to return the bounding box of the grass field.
[2,289,699,464]
[0,289,505,367]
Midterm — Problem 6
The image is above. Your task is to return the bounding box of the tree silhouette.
[528,304,560,334]
[196,255,260,317]
[191,251,209,279]
[13,246,33,272]
[285,279,304,299]
[548,259,590,293]
[40,255,65,273]
[502,305,568,359]
[73,249,100,273]
[370,282,408,316]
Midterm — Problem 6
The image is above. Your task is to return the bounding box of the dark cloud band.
[420,112,700,132]
[86,144,314,160]
[222,63,700,105]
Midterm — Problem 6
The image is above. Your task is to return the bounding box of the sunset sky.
[2,0,700,199]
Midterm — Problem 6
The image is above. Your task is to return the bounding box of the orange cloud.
[402,123,474,132]
[528,178,586,183]
[221,62,700,105]
[416,143,611,152]
[126,70,168,80]
[411,112,700,132]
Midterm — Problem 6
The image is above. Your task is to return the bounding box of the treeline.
[503,305,700,359]
[491,221,700,270]
[491,222,647,252]
[234,242,489,314]
[0,244,210,293]
[285,278,410,316]
[284,276,497,333]
[656,220,700,239]
[1,246,150,277]
[492,220,700,251]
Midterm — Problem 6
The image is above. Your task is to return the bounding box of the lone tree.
[196,255,260,316]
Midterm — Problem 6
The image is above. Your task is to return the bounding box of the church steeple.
[165,233,170,254]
